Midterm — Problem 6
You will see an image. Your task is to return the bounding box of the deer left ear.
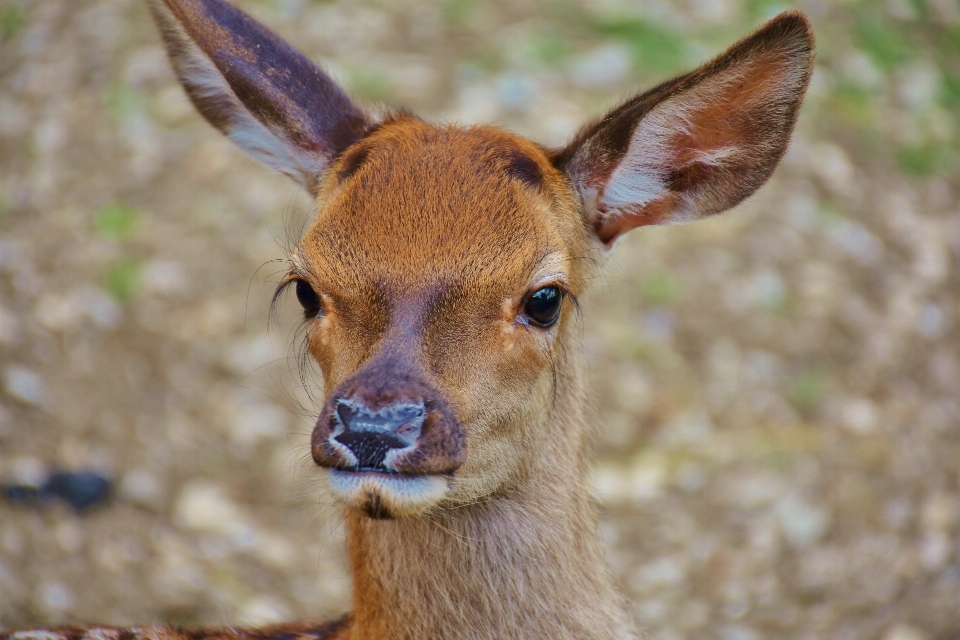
[554,11,814,246]
[149,0,374,193]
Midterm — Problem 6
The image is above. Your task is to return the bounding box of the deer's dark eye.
[295,279,322,318]
[524,286,563,327]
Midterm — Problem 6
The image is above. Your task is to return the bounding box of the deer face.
[150,0,812,519]
[294,122,593,517]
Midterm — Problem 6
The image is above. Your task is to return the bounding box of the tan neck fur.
[343,348,637,640]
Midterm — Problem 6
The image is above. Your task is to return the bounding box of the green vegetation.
[789,369,827,417]
[95,204,138,240]
[829,81,881,131]
[855,17,915,72]
[943,73,960,109]
[639,273,679,306]
[0,3,24,41]
[530,31,572,69]
[745,0,792,20]
[588,16,689,75]
[347,68,393,101]
[104,260,140,302]
[897,142,958,176]
[103,83,146,123]
[441,0,477,26]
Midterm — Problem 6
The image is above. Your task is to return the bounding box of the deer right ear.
[554,11,814,246]
[148,0,373,193]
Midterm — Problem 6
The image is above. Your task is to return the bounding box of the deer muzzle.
[311,361,467,518]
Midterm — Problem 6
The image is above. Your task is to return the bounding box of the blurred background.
[0,0,959,638]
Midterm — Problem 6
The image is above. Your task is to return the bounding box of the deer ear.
[554,11,814,246]
[148,0,373,192]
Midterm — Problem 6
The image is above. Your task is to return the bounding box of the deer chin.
[327,469,450,519]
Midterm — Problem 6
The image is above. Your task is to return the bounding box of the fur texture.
[147,0,372,192]
[5,4,814,639]
[554,12,814,243]
[4,620,349,640]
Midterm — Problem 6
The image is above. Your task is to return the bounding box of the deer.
[3,1,814,639]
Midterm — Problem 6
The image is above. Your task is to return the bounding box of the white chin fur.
[328,470,449,517]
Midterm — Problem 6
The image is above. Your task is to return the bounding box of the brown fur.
[4,620,349,640]
[554,12,814,243]
[5,4,814,639]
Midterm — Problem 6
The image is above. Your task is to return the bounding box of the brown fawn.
[5,1,813,639]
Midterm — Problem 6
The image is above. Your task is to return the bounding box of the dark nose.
[331,399,425,470]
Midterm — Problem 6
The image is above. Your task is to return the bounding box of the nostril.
[331,398,426,469]
[336,402,356,430]
[334,431,401,469]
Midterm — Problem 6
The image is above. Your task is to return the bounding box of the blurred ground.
[1,0,959,638]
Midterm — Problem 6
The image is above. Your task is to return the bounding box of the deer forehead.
[296,121,589,298]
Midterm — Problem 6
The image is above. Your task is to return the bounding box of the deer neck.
[343,351,637,640]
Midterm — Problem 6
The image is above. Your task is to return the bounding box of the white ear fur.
[598,45,810,226]
[602,101,739,225]
[559,12,814,245]
[151,1,328,189]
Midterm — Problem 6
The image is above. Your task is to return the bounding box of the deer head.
[150,0,813,521]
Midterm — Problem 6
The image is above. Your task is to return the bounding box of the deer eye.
[523,286,563,327]
[295,279,322,318]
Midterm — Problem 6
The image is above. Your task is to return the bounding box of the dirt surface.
[1,0,959,638]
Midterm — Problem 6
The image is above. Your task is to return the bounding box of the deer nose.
[331,398,425,470]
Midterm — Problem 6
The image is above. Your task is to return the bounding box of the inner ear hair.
[555,11,815,245]
[148,0,373,192]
